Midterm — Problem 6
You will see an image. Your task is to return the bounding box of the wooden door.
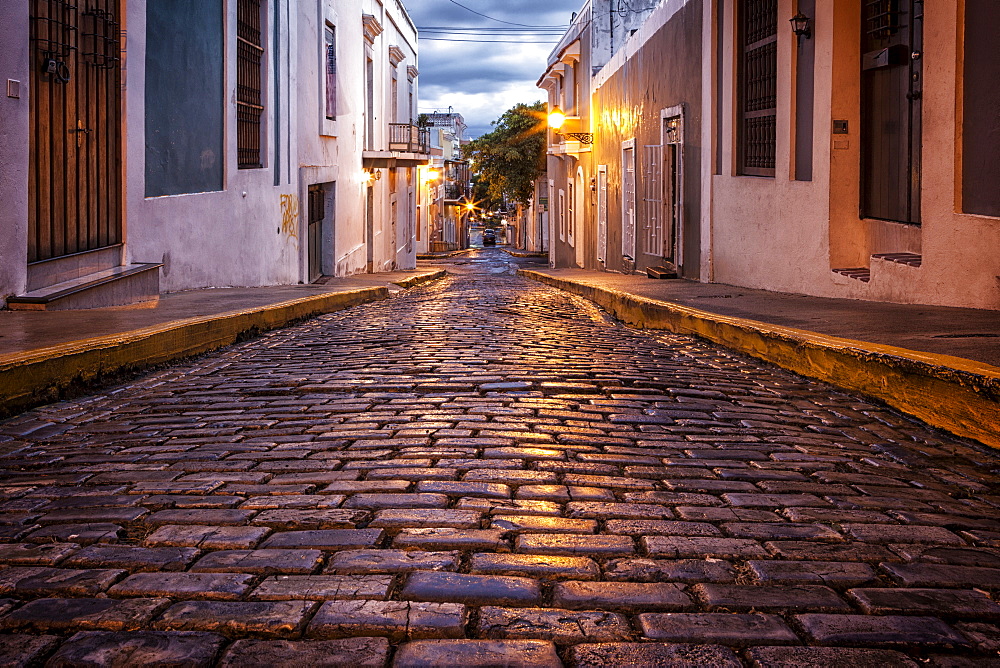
[29,0,123,263]
[860,0,922,224]
[307,184,324,283]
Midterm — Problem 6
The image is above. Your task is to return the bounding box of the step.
[7,263,162,311]
[832,267,871,282]
[872,252,922,267]
[646,264,679,279]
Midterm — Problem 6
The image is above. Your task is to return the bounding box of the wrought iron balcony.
[444,184,468,201]
[388,123,430,154]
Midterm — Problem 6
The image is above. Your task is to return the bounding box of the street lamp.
[547,107,567,130]
[790,12,811,42]
[547,105,593,145]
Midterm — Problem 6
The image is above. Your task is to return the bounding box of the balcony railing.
[444,184,468,201]
[388,123,430,154]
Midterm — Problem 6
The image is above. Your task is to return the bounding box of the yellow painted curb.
[520,269,1000,449]
[392,269,447,289]
[0,286,389,418]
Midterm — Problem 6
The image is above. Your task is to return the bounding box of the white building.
[416,111,470,253]
[0,0,427,310]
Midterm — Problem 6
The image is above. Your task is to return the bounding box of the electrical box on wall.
[7,80,20,99]
[833,120,849,134]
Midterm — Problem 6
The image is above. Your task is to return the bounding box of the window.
[365,52,374,150]
[237,0,264,169]
[408,80,414,124]
[737,0,777,176]
[558,189,566,242]
[324,25,337,120]
[567,179,575,246]
[391,66,399,124]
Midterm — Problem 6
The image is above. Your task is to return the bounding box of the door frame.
[621,138,637,261]
[596,165,608,265]
[28,0,124,266]
[661,104,685,271]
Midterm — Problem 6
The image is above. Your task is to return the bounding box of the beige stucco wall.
[709,0,1000,310]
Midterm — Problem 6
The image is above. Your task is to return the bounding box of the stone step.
[7,263,162,311]
[646,265,678,280]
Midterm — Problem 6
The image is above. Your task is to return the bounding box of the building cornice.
[362,14,384,44]
[388,45,406,66]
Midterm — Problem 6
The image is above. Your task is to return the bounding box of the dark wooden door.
[860,0,922,224]
[29,0,122,264]
[307,184,324,283]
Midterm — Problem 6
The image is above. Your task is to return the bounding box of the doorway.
[662,108,684,271]
[307,183,326,283]
[596,166,608,264]
[29,0,123,263]
[621,140,636,261]
[860,0,922,224]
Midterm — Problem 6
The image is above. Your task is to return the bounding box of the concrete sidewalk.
[520,268,1000,449]
[0,269,446,417]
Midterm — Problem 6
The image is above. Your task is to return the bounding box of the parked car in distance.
[482,229,496,246]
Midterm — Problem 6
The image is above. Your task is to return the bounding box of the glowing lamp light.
[547,106,567,130]
[422,168,440,183]
[547,105,593,144]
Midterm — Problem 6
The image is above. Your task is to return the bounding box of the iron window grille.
[737,0,777,176]
[237,0,264,169]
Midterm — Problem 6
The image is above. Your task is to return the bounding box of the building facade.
[416,111,470,253]
[540,0,1000,310]
[0,0,427,310]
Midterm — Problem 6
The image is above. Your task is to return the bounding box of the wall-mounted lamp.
[790,12,811,41]
[363,169,382,184]
[422,168,440,184]
[548,105,594,145]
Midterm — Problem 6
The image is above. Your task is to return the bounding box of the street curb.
[0,286,389,418]
[505,250,548,259]
[392,269,447,289]
[519,269,1000,449]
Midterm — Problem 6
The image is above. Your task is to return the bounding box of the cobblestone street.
[3,249,1000,666]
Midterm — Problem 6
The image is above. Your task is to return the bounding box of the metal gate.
[641,145,662,257]
[596,166,608,264]
[622,142,636,261]
[29,0,122,263]
[860,0,922,224]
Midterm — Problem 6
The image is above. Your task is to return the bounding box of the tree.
[464,102,547,208]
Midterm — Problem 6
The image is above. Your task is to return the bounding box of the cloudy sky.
[405,0,583,138]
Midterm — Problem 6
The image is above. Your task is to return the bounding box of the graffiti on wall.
[280,194,299,241]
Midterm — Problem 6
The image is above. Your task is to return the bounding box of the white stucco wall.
[127,0,303,292]
[0,2,30,305]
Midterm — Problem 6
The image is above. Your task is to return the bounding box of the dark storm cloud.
[418,42,546,90]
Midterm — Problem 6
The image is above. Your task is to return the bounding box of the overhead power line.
[442,0,568,28]
[421,37,560,43]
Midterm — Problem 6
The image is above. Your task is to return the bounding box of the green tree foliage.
[464,101,547,207]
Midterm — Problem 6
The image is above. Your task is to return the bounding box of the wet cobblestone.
[2,250,1000,665]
